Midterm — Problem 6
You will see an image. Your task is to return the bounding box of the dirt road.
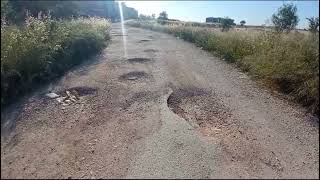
[1,23,319,179]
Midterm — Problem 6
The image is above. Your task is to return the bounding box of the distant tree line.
[1,0,138,24]
[201,3,318,33]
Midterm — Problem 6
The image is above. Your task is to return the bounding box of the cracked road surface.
[1,23,319,179]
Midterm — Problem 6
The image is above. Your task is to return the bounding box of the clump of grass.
[127,20,319,115]
[1,15,110,105]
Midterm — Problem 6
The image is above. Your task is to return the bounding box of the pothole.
[113,34,128,36]
[59,86,97,97]
[46,86,97,106]
[127,58,151,63]
[167,87,231,129]
[119,71,149,81]
[138,39,152,43]
[111,34,128,36]
[144,49,158,53]
[166,87,270,172]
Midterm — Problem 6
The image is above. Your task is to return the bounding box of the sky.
[124,1,319,29]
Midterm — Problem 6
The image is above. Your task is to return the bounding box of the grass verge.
[1,16,110,105]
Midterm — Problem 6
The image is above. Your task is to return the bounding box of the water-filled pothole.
[127,58,151,63]
[119,71,149,81]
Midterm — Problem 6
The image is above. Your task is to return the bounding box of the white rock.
[65,99,71,103]
[56,96,66,103]
[66,91,72,97]
[128,76,138,80]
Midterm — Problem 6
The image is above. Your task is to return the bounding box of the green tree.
[221,17,235,32]
[306,17,319,33]
[240,20,246,26]
[271,3,299,32]
[158,11,168,20]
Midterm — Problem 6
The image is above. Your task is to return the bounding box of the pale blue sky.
[125,1,319,29]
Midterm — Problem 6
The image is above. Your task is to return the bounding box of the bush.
[127,20,319,115]
[1,16,110,105]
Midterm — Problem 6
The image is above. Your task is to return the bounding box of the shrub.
[271,3,299,32]
[1,16,110,105]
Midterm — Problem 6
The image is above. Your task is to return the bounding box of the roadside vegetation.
[127,4,319,114]
[1,1,111,106]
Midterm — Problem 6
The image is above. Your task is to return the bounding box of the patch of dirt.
[127,58,151,63]
[119,71,149,81]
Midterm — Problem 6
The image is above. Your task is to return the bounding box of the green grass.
[1,16,110,105]
[127,20,319,115]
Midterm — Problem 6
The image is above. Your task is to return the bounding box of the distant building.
[206,17,223,23]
